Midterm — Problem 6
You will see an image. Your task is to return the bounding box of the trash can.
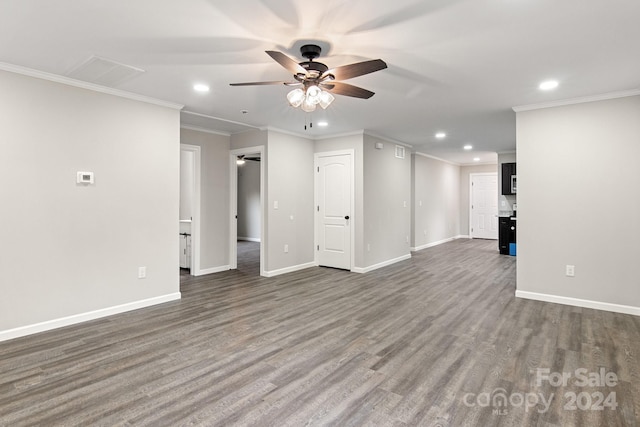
[509,243,517,256]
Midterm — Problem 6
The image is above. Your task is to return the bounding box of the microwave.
[511,175,517,194]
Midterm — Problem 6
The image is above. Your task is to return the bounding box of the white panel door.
[471,173,499,239]
[317,153,352,270]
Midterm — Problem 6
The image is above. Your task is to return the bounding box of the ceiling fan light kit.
[230,44,386,112]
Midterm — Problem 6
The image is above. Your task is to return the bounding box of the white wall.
[412,153,461,249]
[363,135,412,267]
[0,69,181,337]
[237,159,261,241]
[179,149,194,220]
[179,128,231,272]
[516,94,640,313]
[459,164,498,237]
[266,130,315,273]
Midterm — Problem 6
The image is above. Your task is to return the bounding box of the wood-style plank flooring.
[1,239,639,426]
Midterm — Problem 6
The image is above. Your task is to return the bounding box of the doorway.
[470,172,498,239]
[315,150,355,270]
[230,146,265,276]
[180,144,201,275]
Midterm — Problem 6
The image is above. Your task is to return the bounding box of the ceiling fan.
[230,44,387,111]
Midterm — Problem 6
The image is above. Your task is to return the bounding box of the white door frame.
[314,149,356,271]
[469,172,498,239]
[180,144,201,275]
[230,145,266,277]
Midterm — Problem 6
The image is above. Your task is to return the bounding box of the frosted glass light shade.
[318,90,335,109]
[287,88,305,107]
[301,97,317,112]
[306,85,321,104]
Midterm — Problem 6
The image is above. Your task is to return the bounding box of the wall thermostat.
[77,171,94,184]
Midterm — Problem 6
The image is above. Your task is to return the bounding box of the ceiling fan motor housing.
[300,44,322,60]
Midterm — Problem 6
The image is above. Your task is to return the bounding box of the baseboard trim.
[237,237,261,243]
[411,236,462,252]
[195,265,230,276]
[0,292,182,343]
[515,290,640,316]
[264,262,316,278]
[352,253,412,274]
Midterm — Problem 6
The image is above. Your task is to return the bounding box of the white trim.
[0,61,183,110]
[352,254,412,274]
[314,149,356,271]
[413,151,461,166]
[513,88,640,112]
[460,161,497,166]
[364,131,413,148]
[263,126,312,140]
[195,265,231,276]
[515,290,640,317]
[457,234,471,239]
[411,237,457,252]
[238,237,261,242]
[181,124,230,137]
[314,130,364,141]
[181,110,259,130]
[230,146,266,277]
[264,262,316,277]
[0,293,181,342]
[180,144,201,276]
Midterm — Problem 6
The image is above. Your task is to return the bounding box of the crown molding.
[180,124,231,137]
[264,126,314,140]
[513,88,640,112]
[181,110,260,130]
[314,129,365,141]
[414,151,461,166]
[364,131,413,148]
[0,61,184,110]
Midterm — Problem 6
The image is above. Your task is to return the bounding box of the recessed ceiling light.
[435,132,446,139]
[463,145,473,150]
[193,83,210,93]
[317,121,328,127]
[473,157,480,162]
[539,80,559,91]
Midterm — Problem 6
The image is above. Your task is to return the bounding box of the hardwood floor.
[1,239,638,426]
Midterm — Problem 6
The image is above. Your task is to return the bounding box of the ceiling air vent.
[67,55,145,86]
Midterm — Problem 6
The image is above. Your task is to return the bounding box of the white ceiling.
[2,0,639,164]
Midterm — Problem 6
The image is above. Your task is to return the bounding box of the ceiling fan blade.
[266,50,307,75]
[322,59,387,81]
[320,81,375,99]
[230,81,290,86]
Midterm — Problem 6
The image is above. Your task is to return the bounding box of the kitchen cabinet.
[501,162,516,195]
[499,217,516,255]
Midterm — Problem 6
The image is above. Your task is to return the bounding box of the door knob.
[344,215,350,220]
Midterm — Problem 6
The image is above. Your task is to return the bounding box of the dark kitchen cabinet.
[499,217,516,255]
[501,162,516,195]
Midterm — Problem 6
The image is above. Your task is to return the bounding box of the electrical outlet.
[367,243,371,252]
[284,244,288,253]
[566,265,575,277]
[423,229,427,235]
[406,236,409,243]
[274,200,279,209]
[138,266,146,279]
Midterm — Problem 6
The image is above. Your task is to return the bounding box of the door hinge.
[317,245,319,250]
[317,166,319,172]
[317,205,319,212]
